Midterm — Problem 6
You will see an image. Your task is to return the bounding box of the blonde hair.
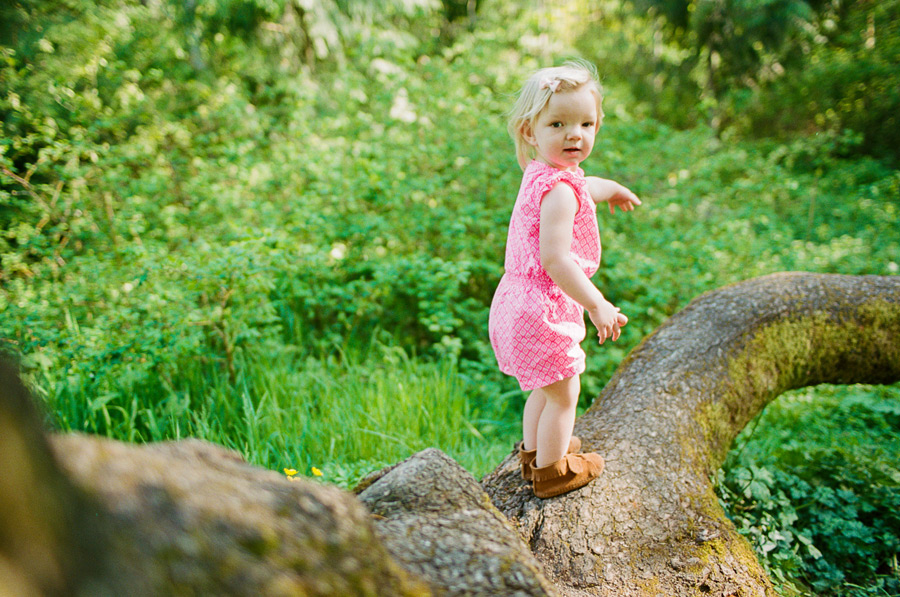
[507,59,604,170]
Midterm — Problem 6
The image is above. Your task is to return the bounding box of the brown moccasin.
[517,436,583,481]
[531,452,604,499]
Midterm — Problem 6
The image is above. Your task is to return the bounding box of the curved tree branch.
[484,272,900,596]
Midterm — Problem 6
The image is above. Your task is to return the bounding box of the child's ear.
[520,121,538,147]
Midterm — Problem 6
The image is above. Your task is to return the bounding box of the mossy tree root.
[483,272,900,597]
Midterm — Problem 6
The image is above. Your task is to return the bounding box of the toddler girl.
[489,60,640,499]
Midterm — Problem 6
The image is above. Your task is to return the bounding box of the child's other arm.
[586,176,641,215]
[540,183,626,344]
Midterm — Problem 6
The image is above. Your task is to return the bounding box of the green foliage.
[0,0,527,480]
[735,0,900,163]
[3,0,898,426]
[602,0,900,162]
[606,0,814,129]
[574,3,704,129]
[718,385,900,595]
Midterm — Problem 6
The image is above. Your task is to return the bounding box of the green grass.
[35,340,519,487]
[242,342,520,484]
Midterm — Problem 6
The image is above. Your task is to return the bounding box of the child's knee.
[543,376,579,408]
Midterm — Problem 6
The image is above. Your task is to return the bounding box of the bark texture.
[0,359,105,597]
[483,272,900,597]
[49,435,428,596]
[357,448,558,596]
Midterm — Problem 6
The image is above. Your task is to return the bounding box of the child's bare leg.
[522,389,547,451]
[534,375,580,468]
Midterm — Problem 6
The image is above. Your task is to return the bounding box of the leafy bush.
[718,385,900,596]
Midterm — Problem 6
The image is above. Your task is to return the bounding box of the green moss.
[238,525,279,557]
[696,298,900,468]
[635,574,662,594]
[688,296,900,595]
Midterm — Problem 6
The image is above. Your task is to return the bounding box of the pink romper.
[488,160,601,391]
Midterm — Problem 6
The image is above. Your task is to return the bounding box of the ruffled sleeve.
[527,164,587,209]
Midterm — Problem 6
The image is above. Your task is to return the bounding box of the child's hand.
[605,183,641,214]
[588,301,628,344]
[586,177,642,214]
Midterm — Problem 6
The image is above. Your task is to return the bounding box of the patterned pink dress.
[489,160,601,391]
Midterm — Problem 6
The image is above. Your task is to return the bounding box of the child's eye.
[551,122,563,128]
[582,122,594,128]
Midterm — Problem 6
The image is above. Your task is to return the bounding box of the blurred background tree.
[583,0,900,160]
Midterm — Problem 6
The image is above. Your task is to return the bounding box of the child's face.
[523,85,599,172]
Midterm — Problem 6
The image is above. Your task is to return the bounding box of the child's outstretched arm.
[586,176,641,214]
[540,183,627,344]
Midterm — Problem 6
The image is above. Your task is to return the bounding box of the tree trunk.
[357,448,558,596]
[483,272,900,596]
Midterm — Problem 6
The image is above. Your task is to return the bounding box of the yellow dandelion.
[283,468,298,477]
[311,467,323,477]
